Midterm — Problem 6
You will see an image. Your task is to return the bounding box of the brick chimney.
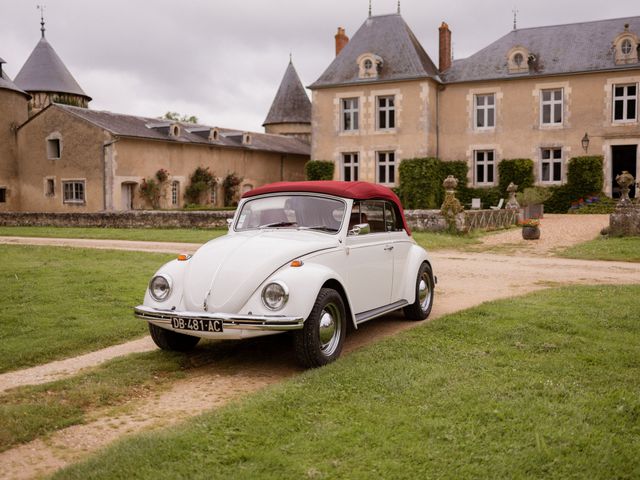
[335,27,349,57]
[438,22,452,72]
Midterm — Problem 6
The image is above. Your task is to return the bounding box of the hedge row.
[305,161,334,181]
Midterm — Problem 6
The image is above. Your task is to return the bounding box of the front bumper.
[134,305,304,331]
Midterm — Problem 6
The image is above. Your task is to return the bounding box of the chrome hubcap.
[319,303,342,356]
[419,272,432,311]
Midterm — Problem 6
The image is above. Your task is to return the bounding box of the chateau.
[0,22,311,212]
[310,12,640,198]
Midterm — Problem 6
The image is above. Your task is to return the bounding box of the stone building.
[0,24,310,213]
[310,12,640,197]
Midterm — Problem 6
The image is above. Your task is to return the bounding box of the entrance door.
[611,145,637,198]
[121,183,135,210]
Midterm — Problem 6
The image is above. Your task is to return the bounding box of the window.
[341,98,359,131]
[621,39,633,55]
[377,151,396,185]
[63,181,85,204]
[474,94,495,129]
[475,150,495,185]
[210,185,217,205]
[541,89,563,125]
[0,187,6,203]
[541,148,563,183]
[513,53,524,67]
[342,153,359,181]
[46,178,55,196]
[613,84,637,122]
[171,181,179,206]
[377,96,395,130]
[47,139,61,159]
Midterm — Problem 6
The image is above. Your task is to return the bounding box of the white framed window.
[210,185,217,205]
[376,151,396,185]
[541,148,563,183]
[377,96,395,130]
[62,181,85,204]
[47,138,61,159]
[341,98,359,131]
[474,150,495,185]
[342,153,359,182]
[171,181,179,206]
[541,89,563,125]
[474,94,495,129]
[613,84,637,122]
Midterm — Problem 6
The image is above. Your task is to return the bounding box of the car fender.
[400,245,431,304]
[142,259,187,310]
[239,262,357,328]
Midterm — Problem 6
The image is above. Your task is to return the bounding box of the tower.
[263,59,311,142]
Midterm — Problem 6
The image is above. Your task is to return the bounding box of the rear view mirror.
[348,223,370,236]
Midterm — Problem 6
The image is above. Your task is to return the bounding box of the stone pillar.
[615,171,635,210]
[440,175,464,231]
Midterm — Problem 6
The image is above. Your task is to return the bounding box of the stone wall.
[609,209,640,236]
[0,208,518,232]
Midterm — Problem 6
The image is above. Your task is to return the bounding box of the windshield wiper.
[299,225,338,232]
[258,221,298,228]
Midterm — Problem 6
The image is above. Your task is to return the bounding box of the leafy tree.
[162,111,199,124]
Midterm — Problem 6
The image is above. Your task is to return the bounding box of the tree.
[161,111,199,124]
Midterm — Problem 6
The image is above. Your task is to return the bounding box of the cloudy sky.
[1,0,638,131]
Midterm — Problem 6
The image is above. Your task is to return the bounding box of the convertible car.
[134,181,435,368]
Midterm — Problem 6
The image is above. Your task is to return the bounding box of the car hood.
[183,230,339,312]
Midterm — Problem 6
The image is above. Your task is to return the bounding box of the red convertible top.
[243,181,411,235]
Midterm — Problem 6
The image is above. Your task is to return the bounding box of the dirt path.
[1,216,639,479]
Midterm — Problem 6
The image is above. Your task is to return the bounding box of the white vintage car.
[135,181,435,368]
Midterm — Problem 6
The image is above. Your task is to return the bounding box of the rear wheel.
[294,288,346,368]
[148,323,200,351]
[403,262,434,320]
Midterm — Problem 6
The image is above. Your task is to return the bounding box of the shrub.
[568,195,616,214]
[397,158,442,209]
[516,186,552,206]
[546,156,604,213]
[305,161,334,180]
[139,178,161,208]
[185,167,217,205]
[223,172,243,207]
[155,168,169,183]
[464,187,501,208]
[498,159,534,193]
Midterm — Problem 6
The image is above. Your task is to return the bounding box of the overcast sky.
[1,0,638,131]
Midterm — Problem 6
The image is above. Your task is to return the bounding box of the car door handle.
[384,245,394,251]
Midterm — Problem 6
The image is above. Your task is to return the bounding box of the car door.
[384,200,412,303]
[344,200,393,315]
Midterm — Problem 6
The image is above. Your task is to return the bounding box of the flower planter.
[522,226,540,240]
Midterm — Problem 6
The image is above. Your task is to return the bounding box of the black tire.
[294,288,346,368]
[403,262,435,321]
[148,323,200,351]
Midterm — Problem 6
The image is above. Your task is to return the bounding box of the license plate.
[171,317,223,333]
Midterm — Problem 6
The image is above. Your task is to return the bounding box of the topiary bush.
[397,158,443,209]
[223,172,243,207]
[498,159,534,193]
[305,161,335,181]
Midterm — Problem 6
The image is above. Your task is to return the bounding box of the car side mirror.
[226,218,233,230]
[348,223,370,236]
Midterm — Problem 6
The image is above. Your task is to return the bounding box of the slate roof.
[263,61,311,125]
[444,16,640,83]
[14,36,90,99]
[0,60,30,98]
[310,14,440,89]
[54,105,310,156]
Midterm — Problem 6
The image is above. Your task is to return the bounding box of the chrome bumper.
[134,305,304,331]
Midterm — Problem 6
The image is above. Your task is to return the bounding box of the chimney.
[438,22,452,72]
[335,27,349,57]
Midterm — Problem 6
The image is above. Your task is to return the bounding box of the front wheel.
[294,288,346,368]
[403,262,434,320]
[148,323,200,351]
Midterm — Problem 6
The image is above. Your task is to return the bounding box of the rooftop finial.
[368,0,372,17]
[397,0,401,14]
[512,7,518,30]
[289,52,292,63]
[37,4,46,38]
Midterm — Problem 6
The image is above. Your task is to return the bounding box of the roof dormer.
[169,123,181,138]
[242,132,252,145]
[507,46,530,74]
[357,53,383,79]
[614,24,639,65]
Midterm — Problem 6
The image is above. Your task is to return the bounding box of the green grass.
[0,351,192,451]
[558,236,640,262]
[412,230,483,250]
[0,226,226,244]
[0,245,173,372]
[54,285,640,479]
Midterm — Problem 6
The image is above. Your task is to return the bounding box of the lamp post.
[581,133,590,153]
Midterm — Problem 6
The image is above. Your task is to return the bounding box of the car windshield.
[235,195,346,233]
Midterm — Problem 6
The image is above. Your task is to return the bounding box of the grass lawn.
[558,236,640,262]
[0,245,173,372]
[0,226,225,244]
[412,230,483,250]
[55,285,640,479]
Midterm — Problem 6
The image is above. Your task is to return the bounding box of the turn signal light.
[290,260,304,268]
[177,254,192,261]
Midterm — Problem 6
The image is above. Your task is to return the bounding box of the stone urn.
[521,219,540,240]
[616,170,635,209]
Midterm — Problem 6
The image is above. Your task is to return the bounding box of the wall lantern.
[581,133,590,153]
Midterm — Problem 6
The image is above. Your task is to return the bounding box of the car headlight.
[149,274,172,302]
[261,281,289,311]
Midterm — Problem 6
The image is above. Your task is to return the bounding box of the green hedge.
[498,159,534,193]
[305,161,334,181]
[397,158,442,209]
[545,156,604,213]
